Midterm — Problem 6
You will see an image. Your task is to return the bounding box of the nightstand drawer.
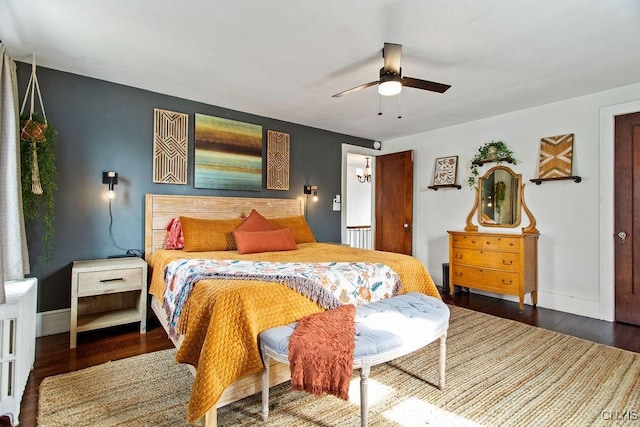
[77,267,142,297]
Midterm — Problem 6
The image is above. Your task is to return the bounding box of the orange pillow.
[269,215,316,244]
[235,209,277,232]
[180,216,244,252]
[233,228,298,254]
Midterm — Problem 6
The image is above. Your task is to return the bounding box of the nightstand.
[70,257,147,348]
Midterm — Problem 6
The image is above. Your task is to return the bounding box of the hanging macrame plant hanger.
[19,55,47,195]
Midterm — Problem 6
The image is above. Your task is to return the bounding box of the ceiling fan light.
[378,79,402,96]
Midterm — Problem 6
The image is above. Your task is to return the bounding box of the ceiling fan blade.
[402,77,451,93]
[382,43,402,74]
[332,80,379,98]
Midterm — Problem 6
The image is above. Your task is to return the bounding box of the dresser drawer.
[451,234,482,249]
[482,236,520,253]
[77,267,143,297]
[451,248,520,271]
[450,265,520,293]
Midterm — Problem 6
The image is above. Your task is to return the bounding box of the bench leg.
[261,352,270,421]
[201,407,217,427]
[360,361,371,427]
[439,332,447,390]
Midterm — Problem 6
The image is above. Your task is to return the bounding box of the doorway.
[345,153,374,248]
[341,144,378,247]
[614,111,640,325]
[341,146,415,255]
[600,99,640,322]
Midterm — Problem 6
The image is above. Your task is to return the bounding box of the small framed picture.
[433,156,458,185]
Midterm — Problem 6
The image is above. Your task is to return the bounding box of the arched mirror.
[478,166,521,227]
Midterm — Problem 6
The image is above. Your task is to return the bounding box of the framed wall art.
[194,113,263,191]
[153,108,188,184]
[266,130,290,190]
[538,133,574,179]
[433,155,459,185]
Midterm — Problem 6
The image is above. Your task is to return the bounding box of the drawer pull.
[471,240,477,244]
[502,279,513,285]
[455,254,463,259]
[454,271,463,277]
[99,277,124,283]
[509,242,515,246]
[502,260,513,265]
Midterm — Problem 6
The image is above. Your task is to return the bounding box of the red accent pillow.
[233,228,298,254]
[235,209,277,232]
[164,218,184,250]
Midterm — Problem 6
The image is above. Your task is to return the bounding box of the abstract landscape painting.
[194,114,263,191]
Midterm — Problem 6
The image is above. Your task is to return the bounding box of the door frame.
[341,143,380,245]
[600,99,640,322]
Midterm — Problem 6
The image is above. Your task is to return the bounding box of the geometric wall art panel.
[266,130,290,190]
[153,108,189,184]
[538,133,574,179]
[194,113,263,191]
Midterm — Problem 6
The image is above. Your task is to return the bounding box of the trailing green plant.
[494,181,507,215]
[468,140,517,186]
[20,112,58,263]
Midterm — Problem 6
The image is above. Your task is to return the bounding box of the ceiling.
[2,0,639,142]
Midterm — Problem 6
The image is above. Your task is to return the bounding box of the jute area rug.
[38,306,640,427]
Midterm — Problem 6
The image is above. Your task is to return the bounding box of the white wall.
[382,82,640,320]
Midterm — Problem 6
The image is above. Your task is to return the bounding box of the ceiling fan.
[332,42,451,98]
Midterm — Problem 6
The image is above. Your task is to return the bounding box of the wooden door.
[614,111,640,325]
[375,151,413,255]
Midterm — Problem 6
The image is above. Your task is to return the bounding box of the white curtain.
[0,43,30,303]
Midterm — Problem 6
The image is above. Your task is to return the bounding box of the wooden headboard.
[144,194,304,259]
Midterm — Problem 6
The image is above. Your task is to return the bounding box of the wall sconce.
[304,185,318,202]
[102,171,118,199]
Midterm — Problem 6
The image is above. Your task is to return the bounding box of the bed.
[144,193,441,426]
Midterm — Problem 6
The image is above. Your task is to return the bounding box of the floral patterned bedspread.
[163,258,401,337]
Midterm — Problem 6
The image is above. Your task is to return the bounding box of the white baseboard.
[471,289,603,320]
[36,308,70,337]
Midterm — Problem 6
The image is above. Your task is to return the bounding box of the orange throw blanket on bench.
[288,304,356,400]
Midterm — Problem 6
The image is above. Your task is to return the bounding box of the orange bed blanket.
[148,242,440,422]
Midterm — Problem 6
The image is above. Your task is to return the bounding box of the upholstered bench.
[259,292,450,427]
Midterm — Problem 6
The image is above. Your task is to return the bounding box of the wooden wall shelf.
[428,184,462,190]
[530,176,582,185]
[471,157,515,166]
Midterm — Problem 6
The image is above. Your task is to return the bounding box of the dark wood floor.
[16,292,640,427]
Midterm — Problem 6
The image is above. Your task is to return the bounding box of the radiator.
[0,278,37,426]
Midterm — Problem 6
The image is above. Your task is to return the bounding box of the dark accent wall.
[16,63,373,313]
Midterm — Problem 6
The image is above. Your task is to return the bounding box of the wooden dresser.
[448,231,538,311]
